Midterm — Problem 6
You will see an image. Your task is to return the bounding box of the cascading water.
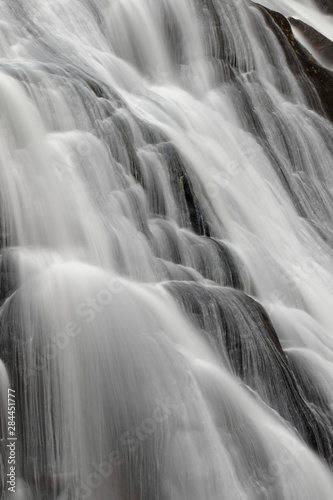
[0,0,333,498]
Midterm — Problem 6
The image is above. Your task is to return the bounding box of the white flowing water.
[0,0,333,499]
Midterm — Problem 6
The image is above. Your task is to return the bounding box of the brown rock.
[289,17,333,64]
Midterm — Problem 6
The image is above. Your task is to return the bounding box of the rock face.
[289,17,333,64]
[254,4,333,123]
[166,282,333,463]
[313,0,333,14]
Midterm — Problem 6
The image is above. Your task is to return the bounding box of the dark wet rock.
[253,300,287,358]
[254,4,333,122]
[210,238,248,290]
[158,142,211,236]
[313,0,333,14]
[86,78,109,99]
[0,254,18,305]
[112,113,145,186]
[163,2,186,66]
[165,281,333,461]
[289,17,333,64]
[198,0,225,60]
[181,172,211,236]
[151,220,248,288]
[0,211,10,256]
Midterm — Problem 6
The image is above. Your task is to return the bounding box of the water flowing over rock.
[289,17,333,65]
[0,0,333,499]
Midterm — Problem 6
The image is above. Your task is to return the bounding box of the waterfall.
[1,0,333,498]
